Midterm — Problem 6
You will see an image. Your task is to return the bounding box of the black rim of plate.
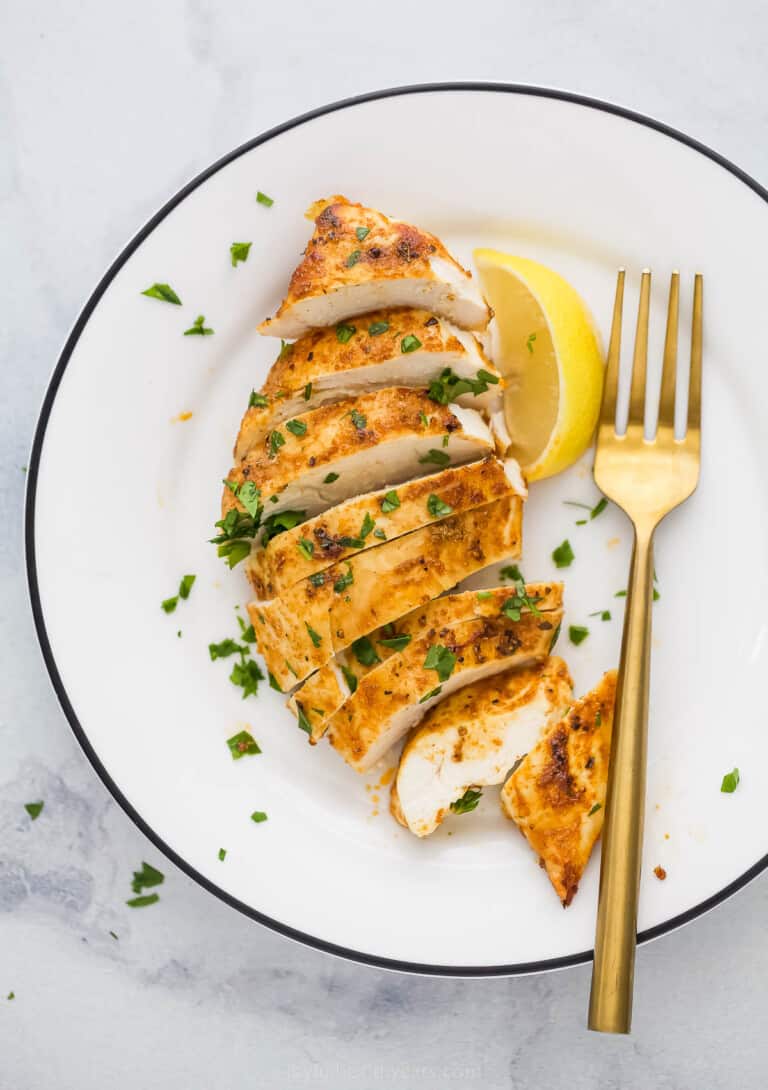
[25,82,768,977]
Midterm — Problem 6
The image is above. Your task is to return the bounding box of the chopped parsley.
[183,314,214,336]
[227,729,261,759]
[427,366,500,405]
[218,848,227,861]
[24,801,43,821]
[236,616,256,642]
[230,241,252,266]
[373,528,386,540]
[615,589,627,598]
[323,472,339,484]
[304,383,312,401]
[210,504,261,567]
[552,540,575,568]
[256,191,274,207]
[476,591,493,600]
[126,894,159,908]
[131,861,164,894]
[308,571,326,587]
[249,390,269,408]
[588,803,602,816]
[501,582,541,621]
[401,334,422,353]
[336,322,356,344]
[218,540,251,568]
[368,320,389,336]
[296,703,312,735]
[499,564,524,582]
[161,596,178,614]
[233,481,262,519]
[268,672,282,692]
[346,250,362,267]
[305,622,323,648]
[209,638,247,661]
[426,494,453,518]
[297,537,314,561]
[378,633,412,652]
[341,664,358,693]
[419,411,429,428]
[349,408,367,431]
[278,340,293,360]
[451,788,482,815]
[589,610,612,621]
[419,686,442,703]
[230,658,265,699]
[355,226,370,241]
[423,644,457,682]
[141,282,182,305]
[526,333,536,354]
[569,625,589,646]
[360,512,375,539]
[250,811,268,823]
[653,587,661,602]
[380,490,400,514]
[333,563,354,594]
[351,636,380,667]
[418,448,450,467]
[549,622,562,651]
[286,418,307,437]
[261,509,306,545]
[564,497,608,520]
[721,767,740,793]
[178,574,196,600]
[267,429,285,457]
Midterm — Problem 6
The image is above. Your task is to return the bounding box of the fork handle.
[588,524,655,1034]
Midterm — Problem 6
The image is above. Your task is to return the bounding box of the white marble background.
[2,1,767,1086]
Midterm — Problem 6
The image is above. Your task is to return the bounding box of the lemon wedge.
[474,250,604,481]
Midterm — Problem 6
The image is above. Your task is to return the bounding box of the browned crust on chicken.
[258,197,483,332]
[247,495,524,690]
[500,670,617,906]
[246,457,517,599]
[223,388,472,515]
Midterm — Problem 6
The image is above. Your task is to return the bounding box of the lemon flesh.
[474,250,604,481]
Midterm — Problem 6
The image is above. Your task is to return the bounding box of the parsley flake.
[296,703,312,735]
[526,333,536,354]
[131,861,164,894]
[589,610,612,621]
[501,583,541,621]
[230,658,265,699]
[552,540,574,568]
[380,490,400,514]
[355,226,370,241]
[209,638,247,661]
[251,811,268,823]
[161,596,178,614]
[261,509,306,545]
[297,537,314,561]
[227,730,261,759]
[346,250,361,267]
[569,625,589,646]
[499,564,524,582]
[423,644,457,682]
[378,633,411,652]
[351,636,380,667]
[24,801,43,821]
[427,367,500,405]
[336,322,357,344]
[141,282,182,305]
[286,419,307,437]
[183,315,214,336]
[588,803,602,816]
[126,894,159,908]
[267,429,285,458]
[418,449,450,467]
[721,767,740,793]
[341,664,358,693]
[401,334,422,353]
[268,672,282,692]
[249,390,269,408]
[323,472,339,483]
[333,563,354,594]
[451,788,482,814]
[256,191,274,207]
[230,241,252,266]
[427,494,453,518]
[419,685,443,704]
[304,383,312,401]
[218,848,227,861]
[368,320,389,336]
[349,408,367,431]
[178,574,196,600]
[305,622,323,648]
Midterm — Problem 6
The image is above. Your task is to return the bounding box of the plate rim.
[24,80,768,977]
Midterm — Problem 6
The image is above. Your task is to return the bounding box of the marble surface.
[2,1,767,1085]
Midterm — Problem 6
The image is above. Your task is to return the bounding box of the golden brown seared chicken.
[500,670,617,907]
[392,659,573,837]
[288,583,563,741]
[246,457,525,600]
[258,197,489,338]
[248,494,524,691]
[324,604,565,773]
[237,308,500,460]
[222,388,493,523]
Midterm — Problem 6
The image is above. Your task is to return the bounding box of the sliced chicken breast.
[392,658,573,837]
[248,494,524,691]
[246,457,525,600]
[257,196,489,338]
[222,388,493,523]
[236,309,500,460]
[288,582,563,741]
[325,609,565,773]
[500,670,617,906]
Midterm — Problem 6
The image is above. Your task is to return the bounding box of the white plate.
[27,85,768,975]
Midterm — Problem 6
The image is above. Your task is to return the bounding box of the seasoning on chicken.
[258,196,489,338]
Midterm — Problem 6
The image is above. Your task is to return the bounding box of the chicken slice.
[392,658,573,837]
[248,494,524,691]
[246,457,525,600]
[236,309,500,460]
[288,583,563,741]
[324,608,565,773]
[500,670,617,907]
[222,388,493,523]
[258,196,489,338]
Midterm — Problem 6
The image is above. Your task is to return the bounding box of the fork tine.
[628,270,651,429]
[599,269,625,431]
[687,274,703,435]
[658,272,679,433]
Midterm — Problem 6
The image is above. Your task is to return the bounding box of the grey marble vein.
[2,0,768,1086]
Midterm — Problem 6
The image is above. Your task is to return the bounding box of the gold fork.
[588,269,703,1034]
